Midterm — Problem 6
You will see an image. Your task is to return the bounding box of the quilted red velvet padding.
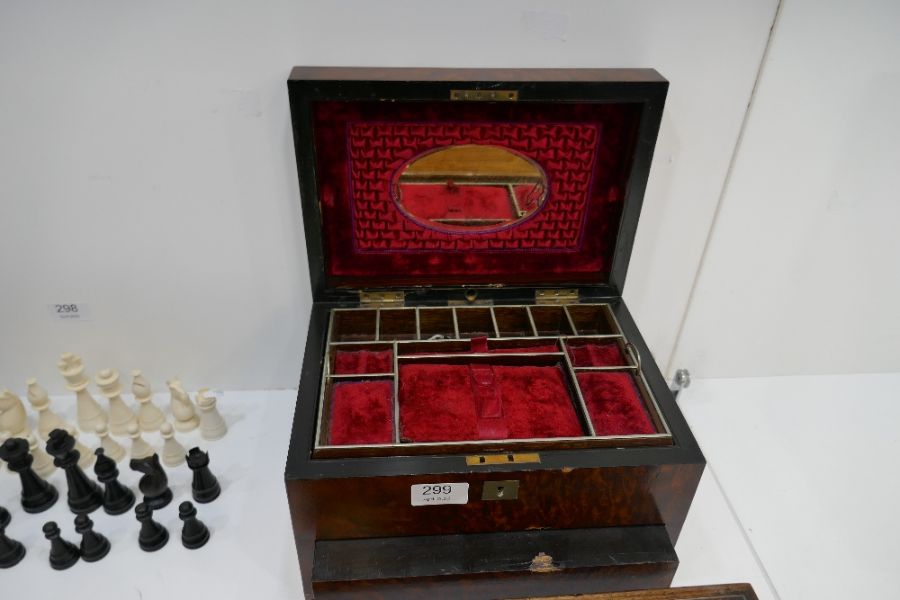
[328,381,394,445]
[333,349,394,374]
[566,340,627,367]
[577,372,655,435]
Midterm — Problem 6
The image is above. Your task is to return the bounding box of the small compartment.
[325,379,395,445]
[487,338,560,354]
[418,308,456,340]
[331,343,394,375]
[566,338,628,367]
[493,306,535,337]
[378,308,418,340]
[566,304,618,335]
[454,307,496,338]
[529,306,575,336]
[577,371,656,436]
[331,309,377,342]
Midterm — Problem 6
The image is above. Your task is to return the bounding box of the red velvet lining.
[577,372,655,435]
[398,183,515,221]
[399,364,583,442]
[334,349,394,374]
[312,101,642,287]
[566,341,627,367]
[329,381,394,445]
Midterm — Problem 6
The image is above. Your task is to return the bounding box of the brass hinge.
[535,289,579,305]
[358,291,405,307]
[450,89,518,102]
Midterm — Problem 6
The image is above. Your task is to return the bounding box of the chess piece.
[167,378,199,432]
[95,369,137,435]
[70,427,95,470]
[195,389,227,441]
[127,422,154,460]
[135,503,168,552]
[129,453,172,510]
[27,432,56,477]
[43,521,80,570]
[74,514,110,562]
[27,379,70,440]
[0,437,58,513]
[160,422,186,467]
[0,389,29,438]
[178,501,210,549]
[45,428,103,514]
[0,506,26,568]
[94,448,135,515]
[186,447,221,503]
[58,353,107,432]
[95,423,126,463]
[132,370,165,432]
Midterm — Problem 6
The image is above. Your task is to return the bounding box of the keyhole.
[496,486,504,498]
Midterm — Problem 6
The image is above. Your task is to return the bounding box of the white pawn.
[94,422,126,464]
[0,388,30,438]
[160,422,186,467]
[58,352,107,432]
[132,370,165,432]
[167,378,199,432]
[95,369,137,436]
[128,422,154,460]
[26,379,70,440]
[69,427,95,469]
[195,388,227,441]
[27,432,56,477]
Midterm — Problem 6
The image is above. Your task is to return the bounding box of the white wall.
[0,0,776,393]
[674,0,900,377]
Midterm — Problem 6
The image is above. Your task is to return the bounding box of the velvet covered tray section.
[314,303,670,458]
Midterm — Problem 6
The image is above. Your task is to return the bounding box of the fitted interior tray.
[314,303,671,458]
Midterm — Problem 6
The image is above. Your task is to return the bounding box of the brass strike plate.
[482,480,519,501]
[466,453,541,466]
[450,89,518,102]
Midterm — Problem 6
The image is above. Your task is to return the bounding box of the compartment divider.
[392,341,400,444]
[562,306,580,336]
[525,306,539,337]
[415,308,421,340]
[375,308,382,341]
[561,341,597,436]
[489,307,501,338]
[451,308,461,339]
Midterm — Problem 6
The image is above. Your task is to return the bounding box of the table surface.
[0,387,780,599]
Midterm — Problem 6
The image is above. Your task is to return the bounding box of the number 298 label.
[410,483,468,506]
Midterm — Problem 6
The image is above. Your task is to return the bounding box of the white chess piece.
[167,378,199,432]
[132,370,165,432]
[160,422,186,467]
[195,388,227,441]
[27,432,56,477]
[26,379,69,440]
[94,422,126,463]
[127,422,154,460]
[68,426,95,469]
[58,352,107,432]
[0,388,30,438]
[95,369,137,436]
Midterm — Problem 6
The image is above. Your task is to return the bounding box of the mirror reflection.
[392,145,548,233]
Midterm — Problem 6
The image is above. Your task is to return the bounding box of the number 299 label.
[410,482,468,506]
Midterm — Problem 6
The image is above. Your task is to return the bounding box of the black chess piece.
[129,453,172,510]
[74,514,110,562]
[94,448,135,515]
[43,521,80,570]
[0,437,59,513]
[135,502,168,552]
[0,506,26,568]
[186,447,221,503]
[178,501,210,550]
[45,428,103,514]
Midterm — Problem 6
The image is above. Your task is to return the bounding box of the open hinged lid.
[288,67,667,301]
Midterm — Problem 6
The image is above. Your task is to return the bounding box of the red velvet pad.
[333,349,394,374]
[399,364,583,442]
[329,381,393,445]
[398,183,515,221]
[566,341,627,367]
[577,372,655,436]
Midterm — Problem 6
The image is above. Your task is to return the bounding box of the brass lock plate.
[481,480,519,501]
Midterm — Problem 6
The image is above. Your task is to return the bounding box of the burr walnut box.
[284,67,705,599]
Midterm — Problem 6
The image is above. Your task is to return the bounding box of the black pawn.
[0,437,59,513]
[129,454,172,510]
[45,428,102,514]
[94,448,135,515]
[186,447,220,503]
[43,521,80,570]
[0,506,26,568]
[74,514,110,562]
[135,502,168,552]
[178,501,210,549]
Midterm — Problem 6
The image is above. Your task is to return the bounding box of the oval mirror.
[392,145,548,233]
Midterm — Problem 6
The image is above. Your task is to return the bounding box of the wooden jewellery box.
[284,67,706,599]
